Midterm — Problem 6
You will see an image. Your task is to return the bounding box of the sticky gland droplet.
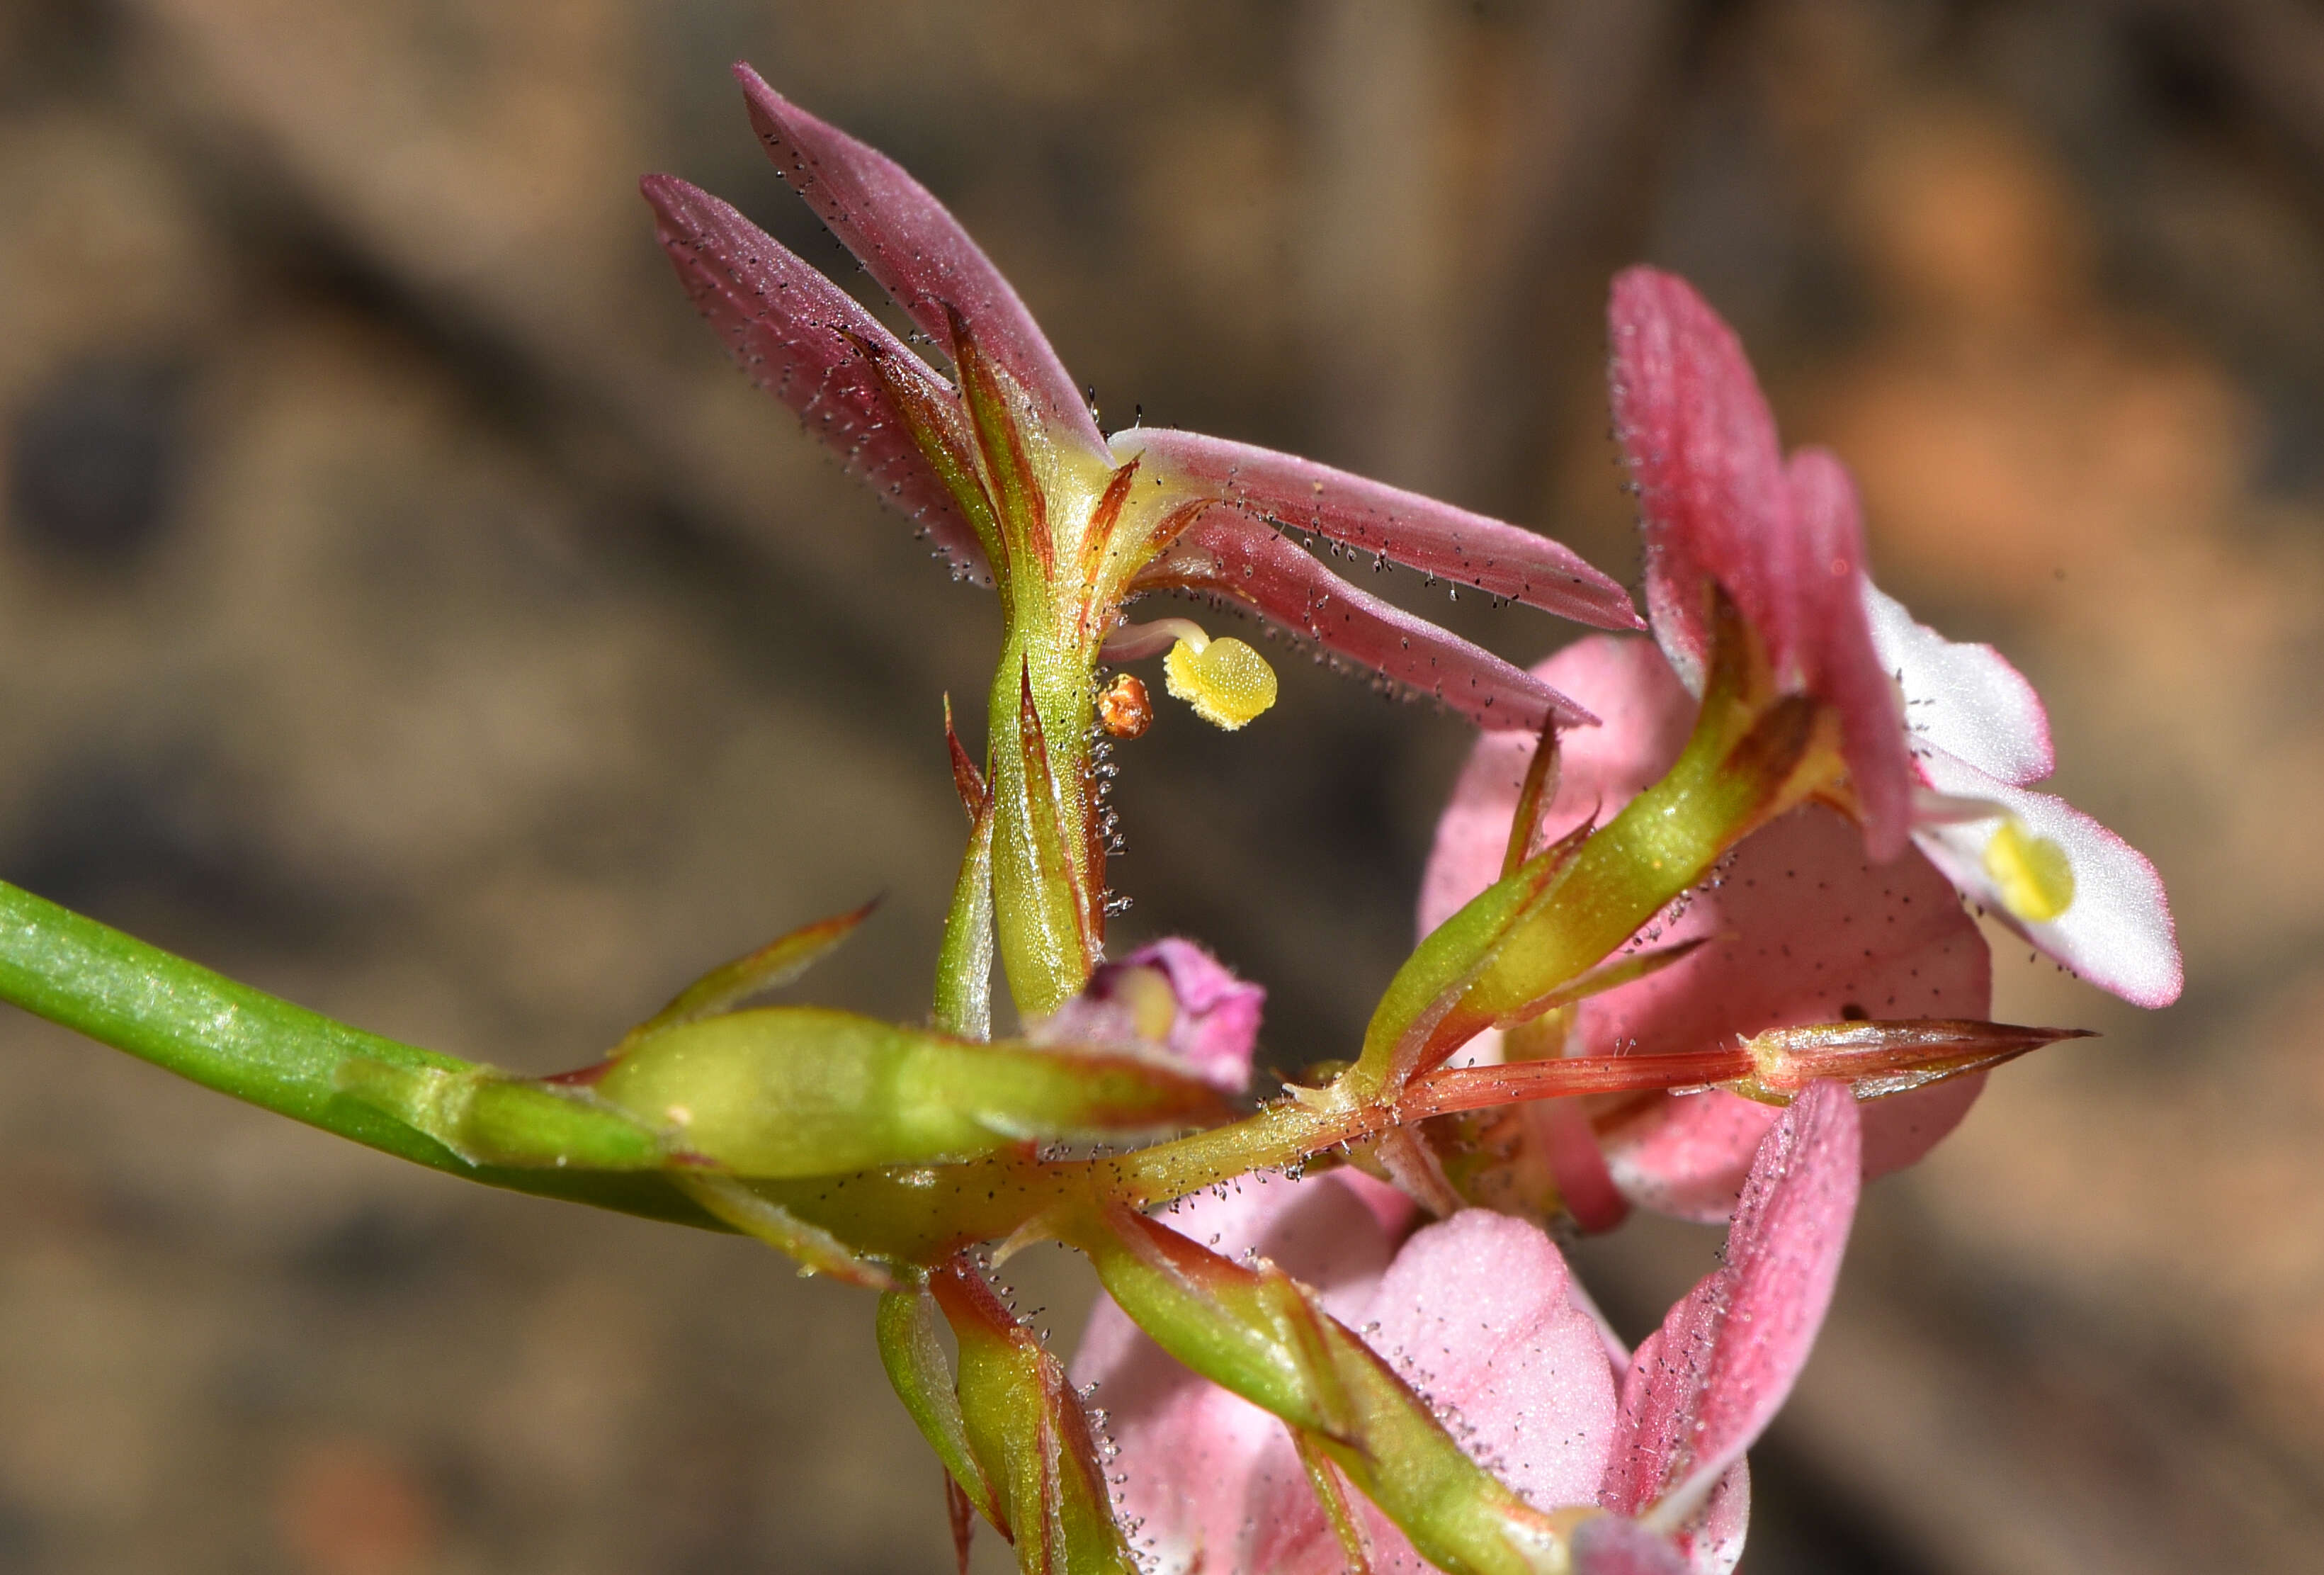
[1164,635,1279,730]
[1983,819,2075,922]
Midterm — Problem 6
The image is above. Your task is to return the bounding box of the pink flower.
[1609,267,2179,1004]
[1415,270,2180,1221]
[1421,636,1988,1221]
[1070,1083,1863,1574]
[640,65,1643,736]
[1033,938,1266,1095]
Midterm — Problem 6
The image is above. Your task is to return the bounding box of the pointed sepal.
[990,660,1100,1018]
[734,64,1108,461]
[641,174,988,577]
[878,1287,1004,1529]
[1139,511,1599,733]
[929,1259,1139,1573]
[616,900,876,1054]
[1117,427,1641,630]
[334,1059,664,1171]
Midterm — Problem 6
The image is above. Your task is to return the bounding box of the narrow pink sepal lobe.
[1687,1462,1751,1575]
[642,174,986,576]
[1786,449,1912,861]
[1609,269,1913,857]
[1116,428,1643,630]
[1609,268,1795,690]
[1538,1098,1633,1234]
[733,64,1107,461]
[1141,510,1599,732]
[1599,1081,1861,1524]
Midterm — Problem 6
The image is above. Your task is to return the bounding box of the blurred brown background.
[0,0,2318,1570]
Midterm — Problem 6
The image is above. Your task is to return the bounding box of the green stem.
[0,881,726,1231]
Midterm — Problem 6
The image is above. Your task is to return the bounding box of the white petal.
[1912,749,2182,1008]
[1863,582,2054,786]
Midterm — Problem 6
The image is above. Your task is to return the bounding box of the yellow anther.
[1164,632,1279,730]
[1983,819,2075,923]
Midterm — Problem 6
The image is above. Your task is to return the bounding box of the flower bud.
[593,1006,1230,1177]
[1730,1018,2090,1105]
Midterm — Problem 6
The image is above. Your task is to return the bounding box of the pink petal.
[1076,1184,1621,1575]
[1138,510,1600,732]
[1361,1210,1621,1509]
[1862,582,2055,787]
[1599,1081,1861,1524]
[1114,428,1641,631]
[1081,1370,1276,1575]
[1602,1098,1784,1224]
[734,66,1109,463]
[1608,268,1797,693]
[1240,1209,1622,1574]
[1610,277,1917,862]
[1033,938,1265,1094]
[1068,1172,1401,1574]
[642,175,989,580]
[1786,450,1913,862]
[1337,1165,1424,1238]
[1912,748,2184,1008]
[1419,636,1991,1223]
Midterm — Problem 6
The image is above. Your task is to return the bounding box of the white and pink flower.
[1416,270,2180,1221]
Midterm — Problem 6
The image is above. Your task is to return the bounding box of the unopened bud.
[1730,1018,2090,1105]
[594,1006,1230,1177]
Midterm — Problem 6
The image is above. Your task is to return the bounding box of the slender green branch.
[0,881,727,1231]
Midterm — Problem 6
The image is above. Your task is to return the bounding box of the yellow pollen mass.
[1164,636,1279,730]
[1983,819,2075,923]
